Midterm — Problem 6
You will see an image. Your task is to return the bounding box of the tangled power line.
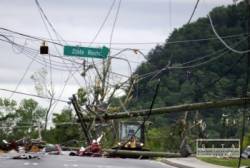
[0,1,249,160]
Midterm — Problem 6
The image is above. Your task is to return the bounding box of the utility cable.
[187,0,200,24]
[1,27,250,46]
[8,55,36,99]
[34,0,65,43]
[102,0,122,103]
[89,0,117,46]
[1,34,81,73]
[146,37,247,80]
[0,37,83,70]
[170,37,247,69]
[35,0,83,96]
[0,27,63,46]
[35,1,81,124]
[208,13,250,54]
[88,0,116,85]
[0,87,68,103]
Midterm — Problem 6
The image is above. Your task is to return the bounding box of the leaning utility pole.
[79,97,250,121]
[70,94,92,145]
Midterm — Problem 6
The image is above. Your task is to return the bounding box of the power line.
[104,0,122,78]
[89,0,117,46]
[34,0,65,43]
[2,29,248,86]
[8,57,36,99]
[136,38,247,81]
[0,37,84,71]
[1,27,250,46]
[208,13,250,54]
[34,0,85,124]
[87,0,117,89]
[0,87,68,103]
[0,38,81,68]
[168,38,246,69]
[34,0,90,96]
[187,0,200,24]
[0,27,63,46]
[109,0,122,50]
[1,36,133,80]
[34,0,66,111]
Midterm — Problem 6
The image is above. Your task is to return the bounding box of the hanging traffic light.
[40,41,48,54]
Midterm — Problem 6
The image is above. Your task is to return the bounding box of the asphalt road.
[0,155,176,168]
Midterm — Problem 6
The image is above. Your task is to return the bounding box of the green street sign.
[64,46,110,59]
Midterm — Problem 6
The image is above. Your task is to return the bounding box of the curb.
[160,159,194,168]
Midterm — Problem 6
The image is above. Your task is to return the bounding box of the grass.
[198,157,250,167]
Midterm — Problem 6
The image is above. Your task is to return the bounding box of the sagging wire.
[87,0,118,103]
[8,55,37,99]
[34,0,65,43]
[169,37,247,69]
[136,37,248,81]
[208,13,250,54]
[89,0,117,46]
[0,37,83,71]
[35,0,88,120]
[102,0,122,104]
[0,87,68,103]
[1,27,250,46]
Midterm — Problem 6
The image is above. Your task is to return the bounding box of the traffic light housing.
[40,41,48,54]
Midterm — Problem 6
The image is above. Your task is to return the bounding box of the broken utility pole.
[70,94,92,145]
[80,97,250,121]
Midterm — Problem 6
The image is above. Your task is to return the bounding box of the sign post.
[64,46,110,59]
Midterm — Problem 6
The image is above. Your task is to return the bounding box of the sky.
[0,0,234,117]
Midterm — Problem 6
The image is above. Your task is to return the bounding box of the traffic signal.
[40,41,48,54]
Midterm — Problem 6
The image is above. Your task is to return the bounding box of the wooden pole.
[104,149,181,158]
[81,97,250,121]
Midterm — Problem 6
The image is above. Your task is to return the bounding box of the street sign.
[196,139,240,158]
[64,46,110,59]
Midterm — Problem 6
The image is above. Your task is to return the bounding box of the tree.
[0,98,18,140]
[31,68,54,131]
[49,108,81,146]
[14,99,46,139]
[126,2,249,151]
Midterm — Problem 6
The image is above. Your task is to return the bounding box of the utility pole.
[70,94,92,145]
[78,97,250,121]
[238,1,250,167]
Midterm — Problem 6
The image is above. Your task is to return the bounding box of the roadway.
[0,155,176,168]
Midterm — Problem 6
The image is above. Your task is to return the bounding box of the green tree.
[0,98,18,140]
[12,99,46,140]
[48,108,81,146]
[126,2,249,151]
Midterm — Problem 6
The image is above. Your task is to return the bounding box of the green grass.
[198,157,250,168]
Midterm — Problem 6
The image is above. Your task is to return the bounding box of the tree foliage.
[127,1,250,151]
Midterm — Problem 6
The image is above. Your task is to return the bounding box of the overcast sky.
[0,0,234,114]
